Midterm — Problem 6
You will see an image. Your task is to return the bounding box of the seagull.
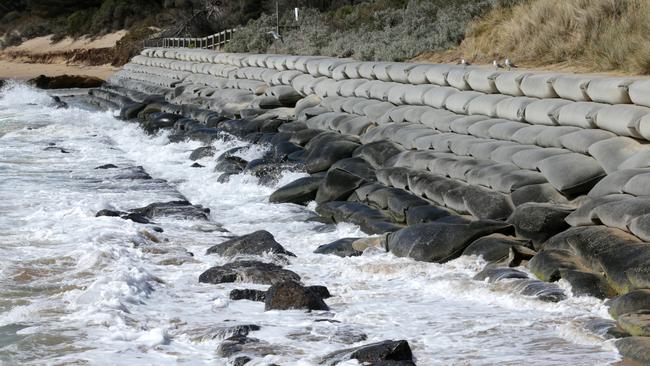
[504,58,517,70]
[457,58,471,66]
[493,60,504,69]
[267,31,284,43]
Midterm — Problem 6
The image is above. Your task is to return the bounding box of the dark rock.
[215,156,248,174]
[507,203,573,249]
[387,221,514,263]
[114,166,152,180]
[199,261,301,285]
[216,334,269,358]
[141,112,183,134]
[232,356,251,366]
[28,74,103,89]
[307,285,331,299]
[95,164,118,169]
[189,146,215,161]
[617,310,650,336]
[609,290,650,319]
[314,238,363,257]
[212,324,261,340]
[206,230,295,257]
[316,201,402,235]
[320,340,413,366]
[229,289,266,302]
[264,280,329,311]
[121,213,151,224]
[615,337,650,365]
[96,209,124,217]
[271,141,303,161]
[270,176,323,205]
[132,200,210,220]
[191,162,204,168]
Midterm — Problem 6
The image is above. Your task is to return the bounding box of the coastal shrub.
[225,0,502,62]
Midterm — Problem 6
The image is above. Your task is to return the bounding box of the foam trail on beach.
[0,83,620,365]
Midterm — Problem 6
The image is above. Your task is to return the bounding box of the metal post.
[276,1,280,36]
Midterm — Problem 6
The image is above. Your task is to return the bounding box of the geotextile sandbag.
[422,86,459,109]
[555,101,606,128]
[628,80,650,108]
[538,153,606,194]
[588,136,650,173]
[559,129,616,154]
[445,91,484,115]
[446,67,472,90]
[552,75,593,101]
[520,74,559,98]
[495,71,532,96]
[586,77,634,104]
[467,94,511,117]
[595,104,650,138]
[496,96,538,121]
[466,69,502,94]
[524,99,572,126]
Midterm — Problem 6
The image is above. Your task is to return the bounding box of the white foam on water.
[0,83,622,365]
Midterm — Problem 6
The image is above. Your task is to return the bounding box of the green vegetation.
[225,0,515,61]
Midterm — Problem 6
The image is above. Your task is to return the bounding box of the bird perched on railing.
[493,60,504,69]
[267,31,284,43]
[504,58,517,70]
[457,59,471,66]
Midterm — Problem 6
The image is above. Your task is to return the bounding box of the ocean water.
[0,82,621,365]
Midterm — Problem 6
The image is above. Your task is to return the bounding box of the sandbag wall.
[89,47,650,363]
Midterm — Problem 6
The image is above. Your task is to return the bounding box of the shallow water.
[0,82,621,365]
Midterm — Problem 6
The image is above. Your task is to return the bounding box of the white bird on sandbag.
[458,58,471,66]
[493,60,504,69]
[267,31,284,43]
[505,58,517,70]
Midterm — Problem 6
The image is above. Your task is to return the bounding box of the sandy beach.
[0,60,118,80]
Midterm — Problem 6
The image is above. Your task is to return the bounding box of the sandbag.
[586,77,633,104]
[524,99,571,126]
[588,136,649,173]
[422,86,458,109]
[446,67,472,90]
[466,94,511,117]
[488,121,529,141]
[552,75,592,101]
[511,183,570,206]
[565,194,632,226]
[467,119,510,139]
[520,74,559,98]
[386,220,514,262]
[535,126,581,148]
[555,102,606,129]
[407,64,446,85]
[445,91,484,114]
[510,125,548,145]
[466,69,502,94]
[495,71,532,96]
[495,96,538,121]
[559,129,616,154]
[418,109,456,129]
[592,197,650,231]
[624,172,650,196]
[588,168,650,197]
[619,150,650,170]
[538,153,606,194]
[595,104,650,138]
[507,203,573,247]
[629,79,650,108]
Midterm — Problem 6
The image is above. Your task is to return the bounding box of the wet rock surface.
[320,340,414,366]
[206,230,295,257]
[264,280,330,311]
[198,261,301,285]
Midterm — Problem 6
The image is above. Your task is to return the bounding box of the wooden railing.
[143,28,237,50]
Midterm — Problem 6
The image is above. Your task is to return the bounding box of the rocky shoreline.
[84,48,650,365]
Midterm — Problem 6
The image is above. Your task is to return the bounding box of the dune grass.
[418,0,650,74]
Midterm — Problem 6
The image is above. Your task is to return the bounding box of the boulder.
[558,269,617,299]
[216,334,274,359]
[199,261,301,285]
[320,340,414,366]
[314,238,363,257]
[189,146,215,161]
[214,156,248,174]
[206,230,295,257]
[386,220,514,263]
[264,280,329,311]
[269,176,323,205]
[95,164,118,169]
[229,289,266,302]
[29,74,103,89]
[507,203,573,249]
[131,200,210,221]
